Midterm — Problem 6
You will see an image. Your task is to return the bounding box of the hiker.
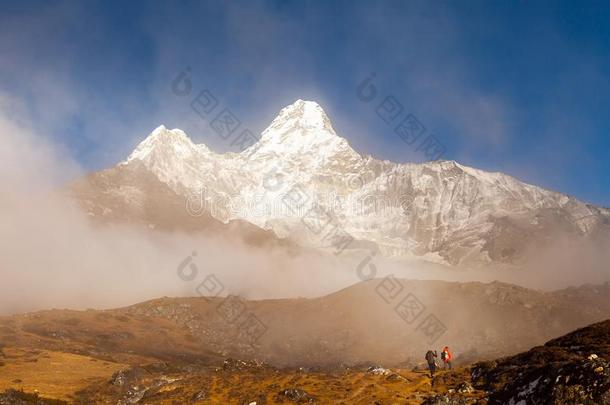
[425,350,437,378]
[441,346,452,370]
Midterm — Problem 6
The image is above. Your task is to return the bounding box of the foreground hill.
[1,306,608,403]
[1,279,610,369]
[472,319,610,404]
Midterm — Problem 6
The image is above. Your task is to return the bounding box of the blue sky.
[1,0,609,206]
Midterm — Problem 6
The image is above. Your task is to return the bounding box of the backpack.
[425,350,434,363]
[441,351,446,361]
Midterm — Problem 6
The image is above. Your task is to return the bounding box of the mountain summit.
[251,99,358,162]
[263,99,336,135]
[72,100,610,267]
[127,125,205,164]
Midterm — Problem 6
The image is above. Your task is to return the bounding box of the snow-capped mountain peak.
[252,99,359,161]
[113,100,610,267]
[263,99,336,135]
[140,124,191,146]
[126,125,205,164]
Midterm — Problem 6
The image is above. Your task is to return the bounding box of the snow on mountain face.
[252,100,354,158]
[122,100,610,266]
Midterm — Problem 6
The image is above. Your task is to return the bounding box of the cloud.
[0,92,363,314]
[1,4,609,319]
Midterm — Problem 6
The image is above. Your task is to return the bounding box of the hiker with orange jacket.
[441,346,452,370]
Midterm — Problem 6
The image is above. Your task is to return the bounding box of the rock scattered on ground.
[366,365,391,375]
[277,388,316,403]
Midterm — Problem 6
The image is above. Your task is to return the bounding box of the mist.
[2,94,609,317]
[0,99,370,314]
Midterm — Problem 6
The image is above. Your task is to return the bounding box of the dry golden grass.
[0,345,485,404]
[74,364,485,404]
[0,303,488,403]
[0,347,125,402]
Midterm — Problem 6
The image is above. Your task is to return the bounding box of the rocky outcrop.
[472,320,610,404]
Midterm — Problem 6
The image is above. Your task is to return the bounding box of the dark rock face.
[472,319,610,404]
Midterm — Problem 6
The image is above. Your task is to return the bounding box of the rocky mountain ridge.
[70,100,610,267]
